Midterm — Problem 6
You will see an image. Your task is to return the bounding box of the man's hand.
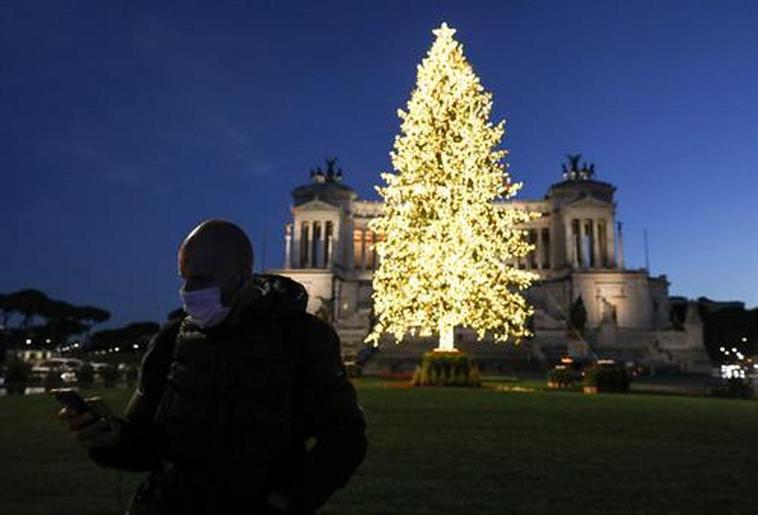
[56,397,123,450]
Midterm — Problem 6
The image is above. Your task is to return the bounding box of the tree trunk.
[436,321,455,351]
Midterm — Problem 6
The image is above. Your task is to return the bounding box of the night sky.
[2,0,757,329]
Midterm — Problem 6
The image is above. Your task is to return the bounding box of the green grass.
[2,383,758,514]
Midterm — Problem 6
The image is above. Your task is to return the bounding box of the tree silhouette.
[5,289,50,330]
[90,321,160,351]
[0,289,111,347]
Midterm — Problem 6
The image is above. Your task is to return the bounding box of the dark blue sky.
[2,0,757,328]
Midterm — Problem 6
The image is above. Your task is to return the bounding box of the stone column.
[536,228,544,270]
[579,219,587,268]
[605,218,615,268]
[564,219,574,268]
[326,232,334,268]
[332,219,341,269]
[320,220,327,268]
[295,221,306,269]
[346,219,355,270]
[592,219,601,268]
[311,222,319,268]
[524,230,531,270]
[616,221,625,269]
[284,223,292,269]
[360,230,366,272]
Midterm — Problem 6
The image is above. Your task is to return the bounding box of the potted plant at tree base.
[411,351,481,388]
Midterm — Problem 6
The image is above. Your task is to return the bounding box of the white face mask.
[179,286,231,328]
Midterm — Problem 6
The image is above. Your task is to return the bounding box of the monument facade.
[266,157,711,373]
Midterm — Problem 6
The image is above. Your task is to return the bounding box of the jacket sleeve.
[294,315,368,512]
[87,320,180,472]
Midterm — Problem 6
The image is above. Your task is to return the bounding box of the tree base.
[432,347,461,354]
[412,350,481,387]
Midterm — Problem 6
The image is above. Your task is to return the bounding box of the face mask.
[179,286,231,328]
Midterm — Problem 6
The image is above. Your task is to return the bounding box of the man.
[59,219,368,514]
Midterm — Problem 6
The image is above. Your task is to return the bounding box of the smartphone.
[50,388,91,415]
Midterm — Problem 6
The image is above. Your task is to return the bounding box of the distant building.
[7,347,54,364]
[266,157,711,373]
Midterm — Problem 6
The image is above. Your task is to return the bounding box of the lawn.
[1,381,757,514]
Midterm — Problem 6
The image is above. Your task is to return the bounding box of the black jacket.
[89,274,367,514]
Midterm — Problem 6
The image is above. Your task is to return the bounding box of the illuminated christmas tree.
[365,23,540,351]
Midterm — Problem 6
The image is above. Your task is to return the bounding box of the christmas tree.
[365,23,540,351]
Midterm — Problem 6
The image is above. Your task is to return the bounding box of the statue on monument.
[600,297,617,324]
[562,154,596,181]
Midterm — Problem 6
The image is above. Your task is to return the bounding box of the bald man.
[59,219,368,515]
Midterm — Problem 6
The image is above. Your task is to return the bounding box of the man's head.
[178,219,254,308]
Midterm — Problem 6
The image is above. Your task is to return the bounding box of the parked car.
[60,371,78,384]
[31,358,84,375]
[31,358,85,383]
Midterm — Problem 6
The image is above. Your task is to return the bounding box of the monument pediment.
[293,198,340,212]
[565,195,612,210]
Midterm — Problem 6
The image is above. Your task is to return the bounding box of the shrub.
[707,378,752,399]
[583,362,631,393]
[5,358,31,384]
[727,378,752,398]
[547,366,576,388]
[411,351,481,388]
